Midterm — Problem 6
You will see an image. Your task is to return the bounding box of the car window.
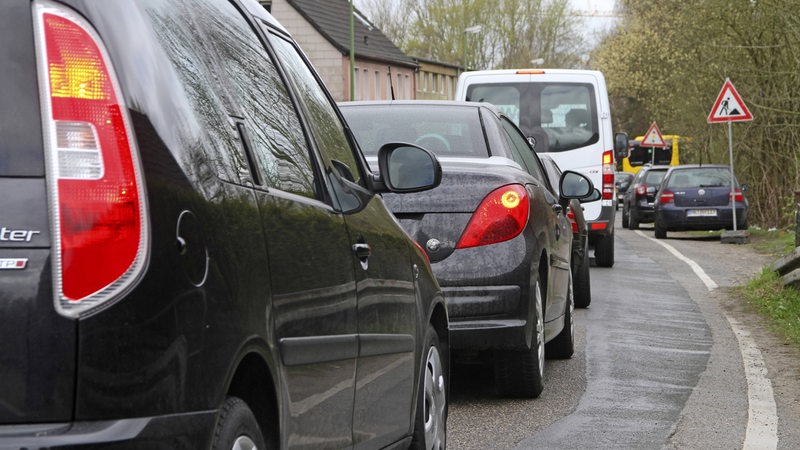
[465,82,599,152]
[266,35,363,185]
[500,116,548,186]
[139,0,253,186]
[197,2,317,199]
[341,105,490,158]
[644,170,667,186]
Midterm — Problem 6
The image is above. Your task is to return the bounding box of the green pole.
[349,0,355,101]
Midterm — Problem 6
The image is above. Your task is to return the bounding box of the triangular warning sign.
[708,78,753,123]
[641,122,666,147]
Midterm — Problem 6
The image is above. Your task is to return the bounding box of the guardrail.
[773,246,800,289]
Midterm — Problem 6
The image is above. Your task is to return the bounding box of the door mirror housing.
[376,143,442,193]
[614,132,629,160]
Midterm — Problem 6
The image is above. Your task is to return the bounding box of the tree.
[593,0,800,228]
[358,0,587,70]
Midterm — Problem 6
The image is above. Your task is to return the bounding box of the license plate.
[687,209,717,217]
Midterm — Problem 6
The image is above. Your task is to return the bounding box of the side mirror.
[377,143,442,193]
[581,188,602,203]
[614,132,629,160]
[560,170,594,199]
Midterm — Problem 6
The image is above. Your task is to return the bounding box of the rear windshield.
[666,167,733,188]
[643,169,667,186]
[341,105,489,158]
[465,82,599,153]
[628,140,673,166]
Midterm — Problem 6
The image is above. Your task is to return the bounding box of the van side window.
[198,0,317,198]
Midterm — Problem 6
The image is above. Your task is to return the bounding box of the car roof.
[339,99,502,115]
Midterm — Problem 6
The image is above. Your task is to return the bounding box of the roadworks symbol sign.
[708,78,753,123]
[641,122,666,147]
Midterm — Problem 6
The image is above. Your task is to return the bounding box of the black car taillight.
[656,190,674,205]
[34,1,149,317]
[456,184,529,249]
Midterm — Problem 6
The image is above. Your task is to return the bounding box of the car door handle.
[353,243,371,259]
[353,243,371,270]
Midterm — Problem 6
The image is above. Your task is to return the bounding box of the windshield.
[465,82,599,152]
[628,140,673,166]
[666,167,733,188]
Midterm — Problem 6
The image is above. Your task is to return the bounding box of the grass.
[734,227,800,345]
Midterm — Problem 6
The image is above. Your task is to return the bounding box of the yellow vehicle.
[621,134,683,175]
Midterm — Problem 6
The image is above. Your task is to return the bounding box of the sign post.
[641,122,666,165]
[707,78,753,242]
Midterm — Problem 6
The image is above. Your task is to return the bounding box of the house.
[264,0,418,101]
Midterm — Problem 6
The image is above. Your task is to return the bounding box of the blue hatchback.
[653,165,748,239]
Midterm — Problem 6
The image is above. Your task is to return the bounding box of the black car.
[615,171,634,208]
[622,165,670,229]
[340,100,594,398]
[541,154,595,308]
[653,164,749,239]
[1,1,448,448]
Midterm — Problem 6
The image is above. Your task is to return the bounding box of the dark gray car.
[341,100,594,398]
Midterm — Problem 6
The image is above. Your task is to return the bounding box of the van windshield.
[465,82,599,153]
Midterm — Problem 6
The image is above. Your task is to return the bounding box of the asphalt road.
[447,215,800,449]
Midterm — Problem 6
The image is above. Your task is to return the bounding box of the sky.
[353,0,619,48]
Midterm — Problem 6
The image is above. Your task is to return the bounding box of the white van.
[455,69,628,267]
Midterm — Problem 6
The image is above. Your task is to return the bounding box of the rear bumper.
[443,285,531,351]
[587,199,616,238]
[0,410,215,448]
[657,206,748,231]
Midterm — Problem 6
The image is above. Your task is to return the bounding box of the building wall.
[415,60,460,101]
[348,59,415,101]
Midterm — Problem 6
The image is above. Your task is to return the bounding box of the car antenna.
[388,66,395,100]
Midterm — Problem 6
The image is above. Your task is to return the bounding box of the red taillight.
[566,206,578,233]
[635,185,647,196]
[456,185,529,249]
[730,189,744,202]
[602,150,614,200]
[657,190,675,204]
[35,4,148,317]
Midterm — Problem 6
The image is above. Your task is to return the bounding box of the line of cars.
[620,165,749,238]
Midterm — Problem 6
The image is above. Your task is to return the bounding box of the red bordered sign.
[640,122,666,147]
[708,79,753,123]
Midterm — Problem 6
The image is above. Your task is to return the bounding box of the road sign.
[708,78,753,123]
[641,122,666,147]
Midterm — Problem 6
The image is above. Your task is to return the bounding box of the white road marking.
[635,230,778,449]
[635,230,718,290]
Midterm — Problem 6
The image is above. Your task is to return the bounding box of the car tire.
[411,324,447,450]
[546,274,574,359]
[594,232,614,268]
[494,275,545,398]
[628,210,639,230]
[573,239,591,308]
[621,205,629,228]
[654,220,667,239]
[211,397,269,450]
